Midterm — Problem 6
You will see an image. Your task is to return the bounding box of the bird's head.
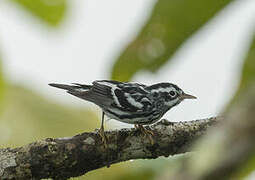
[149,83,197,108]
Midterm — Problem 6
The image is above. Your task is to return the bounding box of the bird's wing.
[110,82,153,112]
[49,81,116,107]
[65,81,116,107]
[49,81,154,112]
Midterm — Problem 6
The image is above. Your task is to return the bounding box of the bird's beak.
[180,93,197,100]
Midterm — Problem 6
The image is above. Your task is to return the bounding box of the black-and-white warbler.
[49,80,196,145]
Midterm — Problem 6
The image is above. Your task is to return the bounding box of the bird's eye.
[169,91,176,97]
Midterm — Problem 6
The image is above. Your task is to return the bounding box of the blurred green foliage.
[236,152,255,179]
[80,162,153,180]
[232,33,255,179]
[10,0,66,26]
[0,57,5,110]
[110,155,187,180]
[238,34,255,93]
[0,84,99,147]
[82,155,186,180]
[111,168,154,180]
[111,0,233,81]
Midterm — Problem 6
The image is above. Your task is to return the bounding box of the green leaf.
[111,0,233,81]
[10,0,66,26]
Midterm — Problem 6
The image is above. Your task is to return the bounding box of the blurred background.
[0,0,255,179]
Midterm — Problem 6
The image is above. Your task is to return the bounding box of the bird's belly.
[104,110,161,125]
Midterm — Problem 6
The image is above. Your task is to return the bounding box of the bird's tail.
[48,83,92,91]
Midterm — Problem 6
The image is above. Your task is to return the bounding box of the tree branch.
[0,117,218,180]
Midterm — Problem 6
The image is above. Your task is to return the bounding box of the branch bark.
[0,117,218,180]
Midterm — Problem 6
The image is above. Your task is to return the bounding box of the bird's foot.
[135,124,154,145]
[98,127,108,148]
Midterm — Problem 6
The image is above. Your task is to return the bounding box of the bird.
[49,80,196,146]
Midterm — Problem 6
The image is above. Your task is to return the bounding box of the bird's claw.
[135,124,155,145]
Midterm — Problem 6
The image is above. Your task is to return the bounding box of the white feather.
[165,98,179,107]
[124,93,144,108]
[151,87,175,93]
[97,81,122,107]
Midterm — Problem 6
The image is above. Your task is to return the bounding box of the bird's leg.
[136,124,154,145]
[99,112,107,148]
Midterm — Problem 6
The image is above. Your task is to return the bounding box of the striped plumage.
[49,80,196,145]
